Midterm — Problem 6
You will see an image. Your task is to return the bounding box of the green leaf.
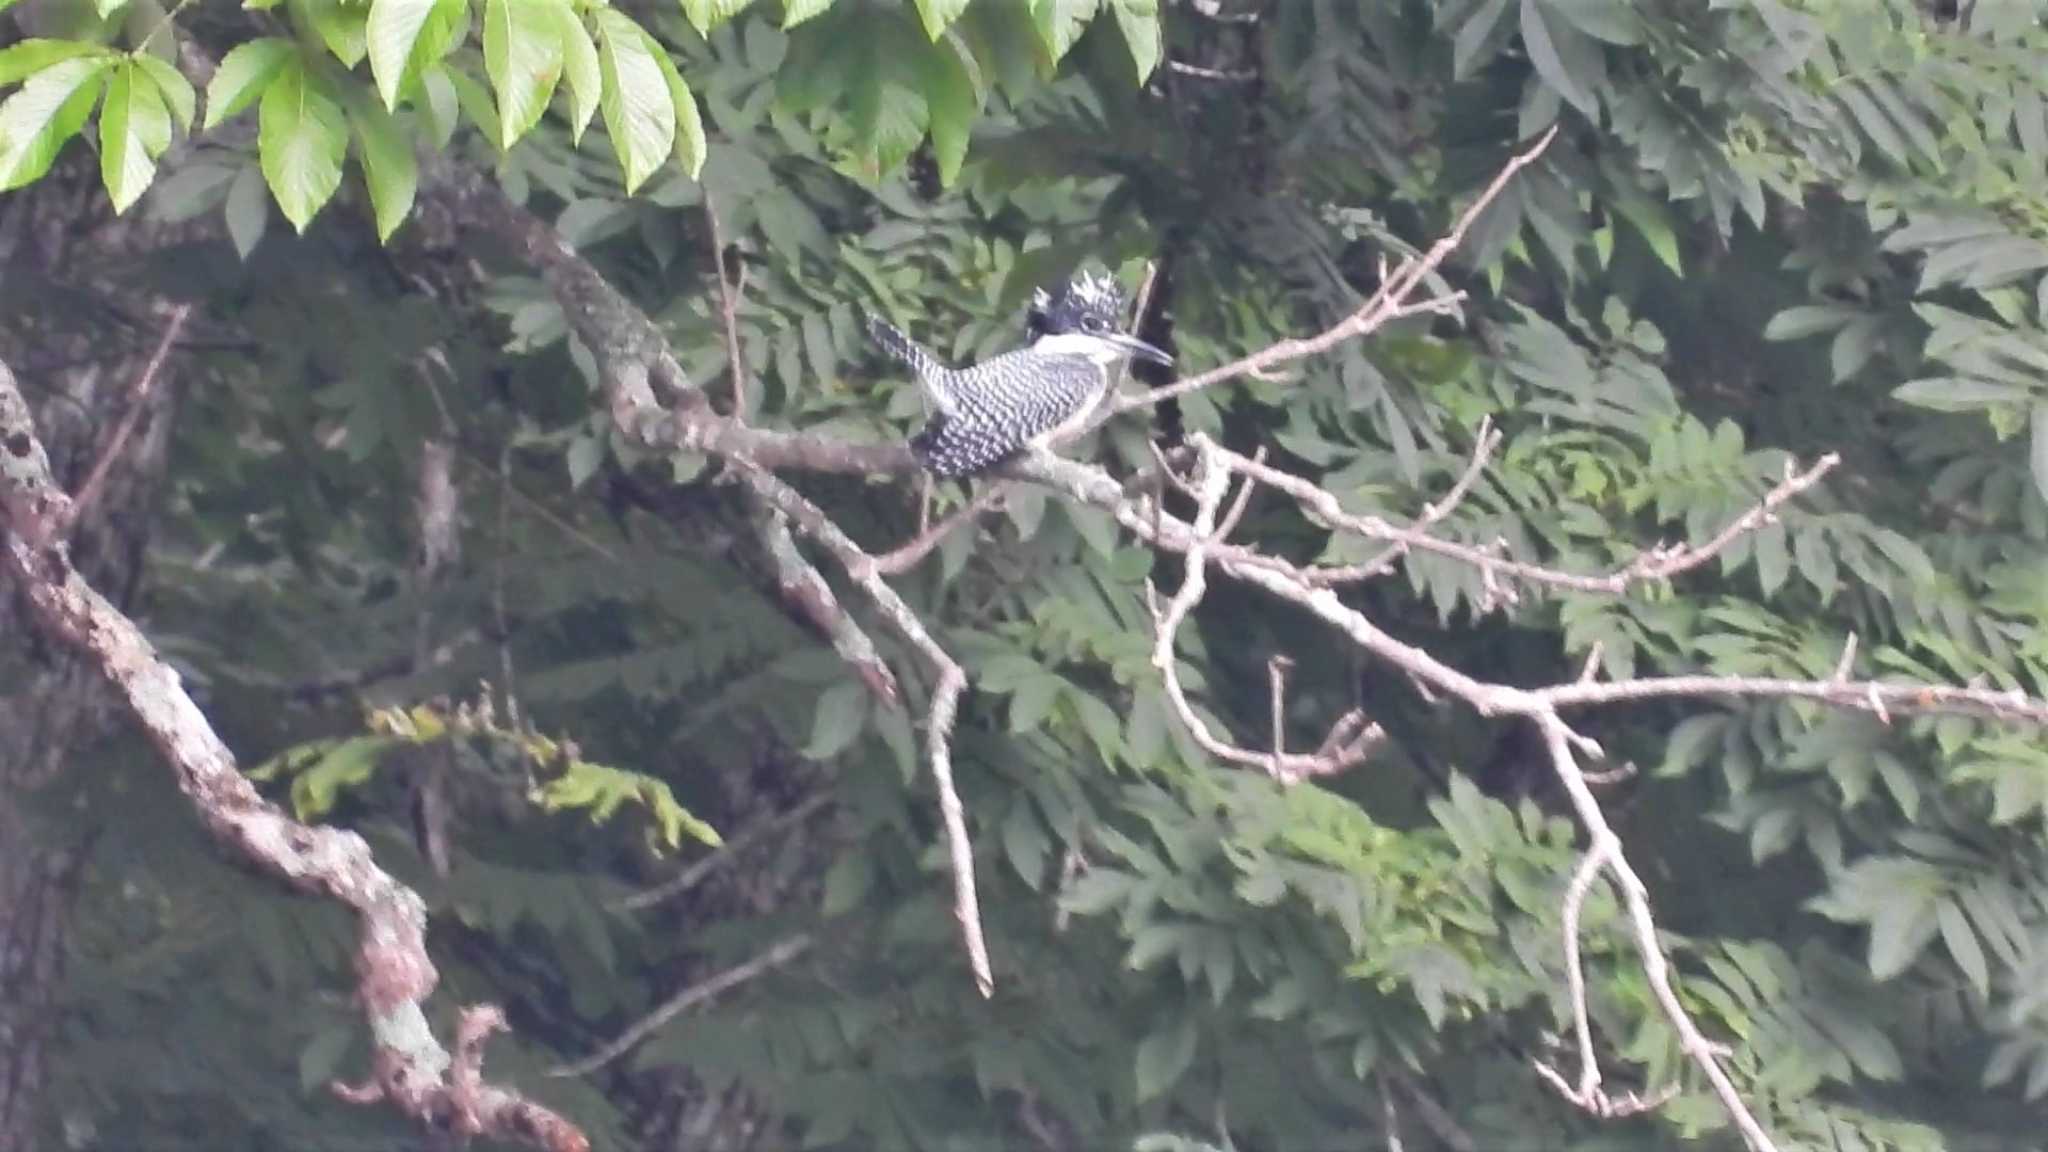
[309,0,371,68]
[912,0,967,39]
[782,0,833,28]
[648,32,706,179]
[593,9,674,193]
[557,6,600,143]
[0,40,109,87]
[367,0,437,107]
[483,0,564,149]
[1107,0,1160,82]
[1028,0,1097,64]
[224,161,269,257]
[1609,190,1680,275]
[1134,1014,1197,1101]
[257,58,348,232]
[805,679,867,759]
[1454,0,1511,79]
[204,38,293,128]
[1938,898,1991,1001]
[349,98,417,241]
[130,54,194,130]
[1519,0,1601,120]
[919,31,978,185]
[0,55,111,191]
[680,0,753,36]
[420,64,458,146]
[847,20,929,177]
[1868,895,1940,981]
[1001,803,1051,889]
[99,62,170,213]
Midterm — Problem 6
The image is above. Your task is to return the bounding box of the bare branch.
[550,934,812,1077]
[1213,440,1840,601]
[734,465,993,997]
[614,794,831,912]
[1145,450,1385,783]
[1103,127,1557,421]
[61,303,190,534]
[0,359,589,1152]
[1315,417,1501,584]
[756,503,901,705]
[705,192,749,422]
[871,486,1007,575]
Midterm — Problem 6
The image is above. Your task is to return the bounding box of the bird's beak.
[1107,332,1174,367]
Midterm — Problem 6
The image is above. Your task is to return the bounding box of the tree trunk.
[0,154,190,1152]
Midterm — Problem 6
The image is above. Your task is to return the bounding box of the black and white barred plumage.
[867,270,1171,478]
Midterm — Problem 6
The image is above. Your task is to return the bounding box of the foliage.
[11,0,2048,1150]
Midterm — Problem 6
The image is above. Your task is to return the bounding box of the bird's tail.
[865,311,953,412]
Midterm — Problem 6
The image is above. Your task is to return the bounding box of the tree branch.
[0,358,588,1152]
[549,934,813,1078]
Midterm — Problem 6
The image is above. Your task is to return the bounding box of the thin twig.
[614,794,830,911]
[550,934,812,1077]
[871,486,1008,575]
[1101,128,1556,423]
[705,192,748,423]
[62,303,190,533]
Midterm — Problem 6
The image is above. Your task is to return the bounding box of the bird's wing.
[912,354,1102,477]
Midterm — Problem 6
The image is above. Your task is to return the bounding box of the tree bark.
[0,156,188,1152]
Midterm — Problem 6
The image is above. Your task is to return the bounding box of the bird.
[866,270,1173,478]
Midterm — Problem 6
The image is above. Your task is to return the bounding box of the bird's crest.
[1031,269,1125,318]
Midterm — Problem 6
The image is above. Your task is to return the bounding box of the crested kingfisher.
[866,270,1173,478]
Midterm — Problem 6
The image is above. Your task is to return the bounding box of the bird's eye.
[1085,316,1106,332]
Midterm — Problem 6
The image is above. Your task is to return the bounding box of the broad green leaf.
[131,54,194,129]
[594,9,674,193]
[920,32,978,185]
[680,0,753,36]
[913,0,967,39]
[349,98,417,241]
[98,62,170,213]
[1519,0,1601,120]
[367,0,454,108]
[204,38,292,128]
[0,55,110,191]
[257,59,348,232]
[648,32,706,179]
[1548,0,1638,43]
[483,0,564,149]
[1609,190,1680,275]
[1107,0,1160,82]
[805,679,867,759]
[848,20,928,176]
[1937,898,1991,1001]
[224,160,269,257]
[1134,1014,1197,1101]
[420,64,459,145]
[1000,803,1050,889]
[0,40,109,87]
[1029,0,1098,64]
[1763,304,1857,341]
[1868,897,1940,981]
[1454,0,1511,79]
[782,0,833,28]
[309,0,370,68]
[557,5,600,143]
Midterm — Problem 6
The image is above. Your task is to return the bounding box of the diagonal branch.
[1099,127,1557,424]
[0,359,588,1152]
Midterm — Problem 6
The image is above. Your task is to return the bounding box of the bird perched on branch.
[867,270,1173,478]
